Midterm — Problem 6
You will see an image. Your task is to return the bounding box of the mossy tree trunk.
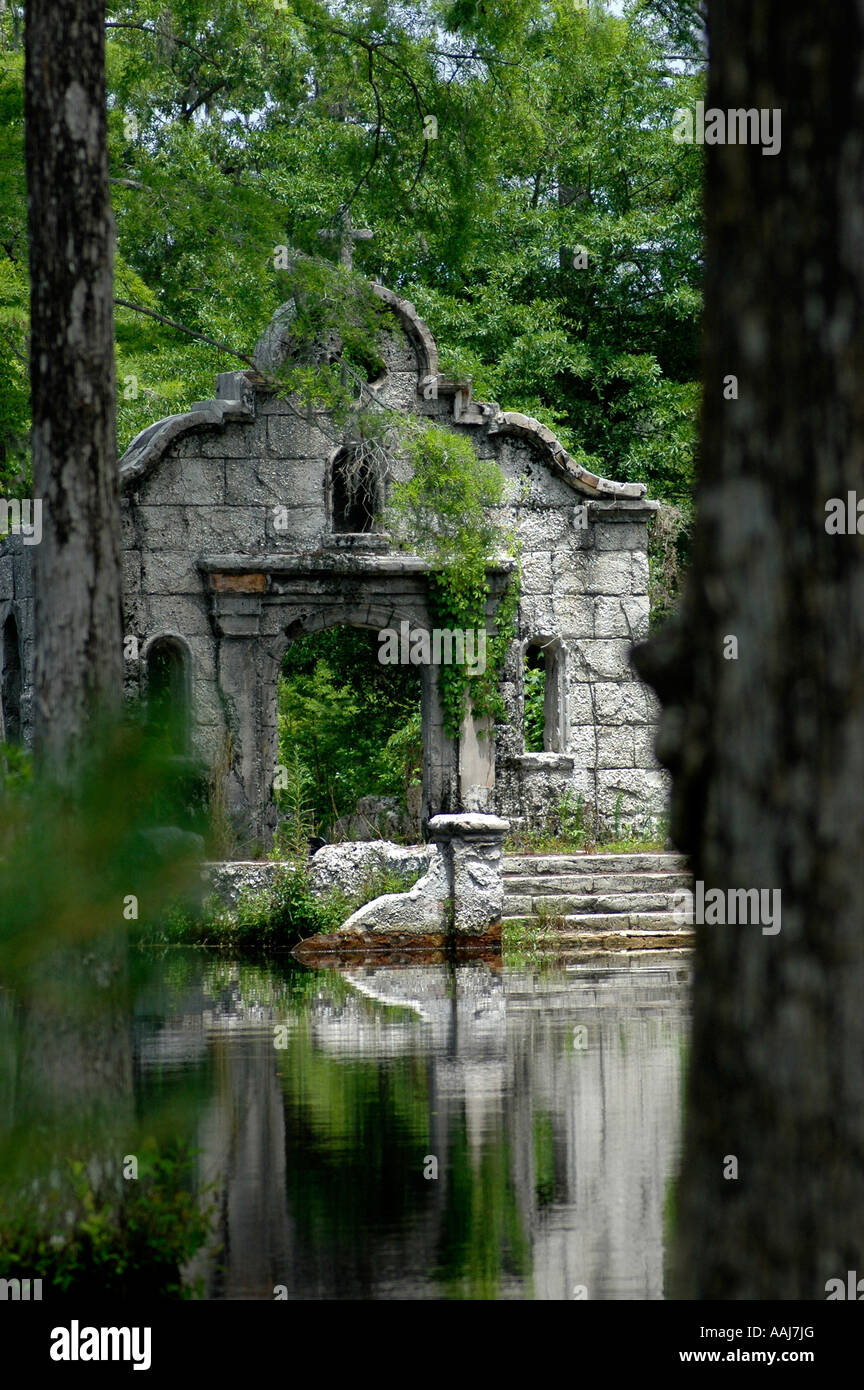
[633,0,864,1298]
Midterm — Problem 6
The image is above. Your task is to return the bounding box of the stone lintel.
[209,572,268,593]
[209,588,263,637]
[198,553,515,579]
[586,499,661,520]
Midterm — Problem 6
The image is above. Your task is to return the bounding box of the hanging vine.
[270,257,521,737]
[385,420,520,738]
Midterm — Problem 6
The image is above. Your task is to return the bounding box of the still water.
[134,952,691,1300]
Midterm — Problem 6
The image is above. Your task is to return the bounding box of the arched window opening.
[331,448,380,534]
[1,614,22,743]
[146,638,189,755]
[523,638,564,753]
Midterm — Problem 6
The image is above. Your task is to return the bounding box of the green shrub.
[141,859,422,953]
[0,1141,213,1299]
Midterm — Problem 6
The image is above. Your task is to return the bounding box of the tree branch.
[113,298,257,368]
[181,80,229,122]
[105,21,223,73]
[1,328,27,364]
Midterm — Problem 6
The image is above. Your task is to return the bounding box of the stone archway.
[200,554,460,850]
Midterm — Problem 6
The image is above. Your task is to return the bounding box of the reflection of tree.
[435,1117,531,1301]
[0,738,211,1297]
[274,988,531,1300]
[277,1019,433,1294]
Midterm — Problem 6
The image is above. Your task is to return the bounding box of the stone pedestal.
[428,813,509,936]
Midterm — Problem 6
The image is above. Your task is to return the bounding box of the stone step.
[503,853,689,876]
[503,870,692,896]
[541,930,696,952]
[503,892,687,916]
[503,911,691,933]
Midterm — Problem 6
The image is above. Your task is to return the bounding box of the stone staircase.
[503,851,695,951]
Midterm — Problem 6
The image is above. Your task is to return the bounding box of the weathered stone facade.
[0,280,667,845]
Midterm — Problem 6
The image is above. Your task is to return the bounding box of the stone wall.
[492,491,668,835]
[0,283,669,841]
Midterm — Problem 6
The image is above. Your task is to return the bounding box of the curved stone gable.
[117,286,645,505]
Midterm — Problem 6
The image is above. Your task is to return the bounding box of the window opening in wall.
[523,637,563,753]
[146,638,189,755]
[331,448,380,533]
[1,614,22,743]
[523,642,547,753]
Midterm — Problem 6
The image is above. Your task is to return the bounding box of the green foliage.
[502,914,557,964]
[273,747,317,858]
[0,739,32,798]
[266,259,389,411]
[386,420,519,736]
[0,0,701,524]
[144,859,421,951]
[523,662,545,753]
[648,500,692,628]
[381,705,423,800]
[0,719,204,982]
[387,422,506,566]
[147,866,353,950]
[0,48,29,495]
[278,626,421,836]
[505,790,665,854]
[0,725,220,1298]
[0,1143,212,1299]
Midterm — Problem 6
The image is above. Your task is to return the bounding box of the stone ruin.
[0,279,668,897]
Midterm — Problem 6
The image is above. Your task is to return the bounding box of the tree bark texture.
[25,0,123,769]
[633,1,864,1298]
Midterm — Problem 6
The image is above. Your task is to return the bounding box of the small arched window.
[1,614,22,743]
[330,447,380,534]
[146,637,189,755]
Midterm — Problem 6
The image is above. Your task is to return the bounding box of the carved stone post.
[428,813,509,938]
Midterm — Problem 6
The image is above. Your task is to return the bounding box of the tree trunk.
[25,0,123,768]
[633,1,864,1299]
[17,1,132,1268]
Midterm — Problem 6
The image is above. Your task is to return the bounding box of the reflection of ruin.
[136,958,690,1300]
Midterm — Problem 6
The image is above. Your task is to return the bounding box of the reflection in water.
[133,954,690,1300]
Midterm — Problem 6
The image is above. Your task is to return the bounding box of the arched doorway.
[277,623,423,845]
[203,557,467,851]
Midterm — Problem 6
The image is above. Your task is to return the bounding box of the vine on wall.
[385,421,520,739]
[274,259,521,740]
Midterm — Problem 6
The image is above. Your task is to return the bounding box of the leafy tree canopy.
[0,0,703,504]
